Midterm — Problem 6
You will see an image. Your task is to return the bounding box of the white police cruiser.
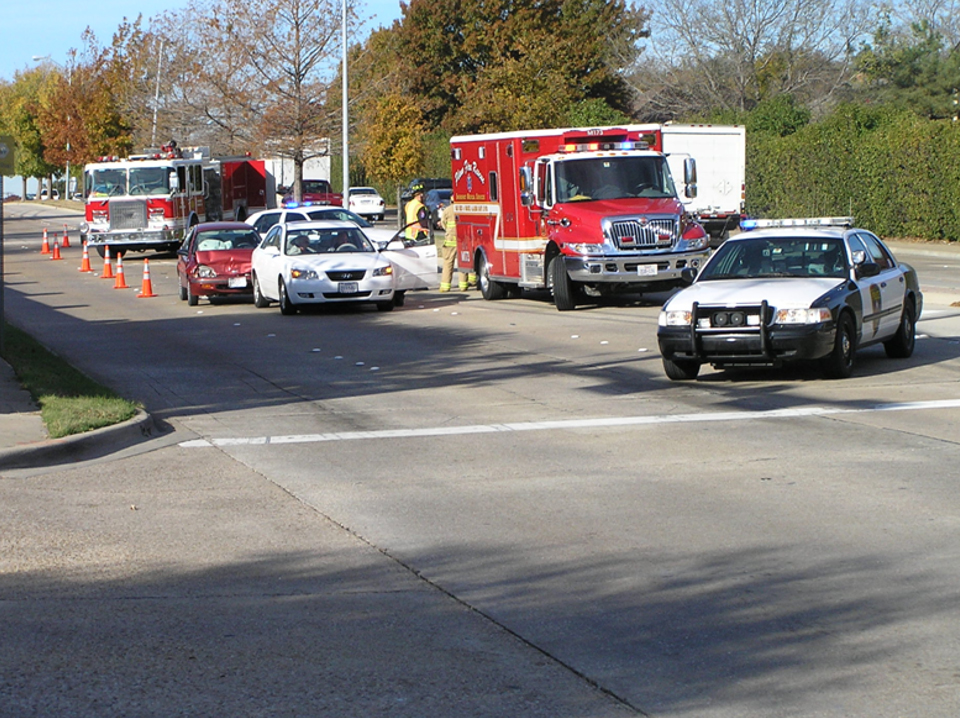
[656,217,923,380]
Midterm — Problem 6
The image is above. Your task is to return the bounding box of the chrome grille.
[109,200,148,231]
[608,218,677,249]
[327,270,366,281]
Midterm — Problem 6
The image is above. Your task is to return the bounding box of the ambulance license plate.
[339,282,359,294]
[637,265,658,276]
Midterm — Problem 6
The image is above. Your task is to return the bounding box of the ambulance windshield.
[553,156,676,203]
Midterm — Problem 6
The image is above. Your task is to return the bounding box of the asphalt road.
[3,203,960,716]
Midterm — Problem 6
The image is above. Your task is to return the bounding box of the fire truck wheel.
[253,274,270,308]
[549,255,578,311]
[278,280,297,315]
[478,255,506,301]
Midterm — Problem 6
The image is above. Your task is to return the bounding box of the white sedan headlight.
[775,307,832,324]
[372,265,393,277]
[659,309,693,326]
[290,267,319,280]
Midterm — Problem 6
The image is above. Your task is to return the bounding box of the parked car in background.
[424,189,452,229]
[177,222,262,306]
[657,217,923,380]
[246,206,397,246]
[348,187,386,221]
[279,179,343,207]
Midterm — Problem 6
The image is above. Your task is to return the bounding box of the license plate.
[637,264,658,276]
[228,277,248,288]
[339,282,359,294]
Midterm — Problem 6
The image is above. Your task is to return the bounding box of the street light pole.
[341,0,349,201]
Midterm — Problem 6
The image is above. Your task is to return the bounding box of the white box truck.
[663,124,745,246]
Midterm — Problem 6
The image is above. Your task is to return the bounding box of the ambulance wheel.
[478,255,506,300]
[549,255,577,311]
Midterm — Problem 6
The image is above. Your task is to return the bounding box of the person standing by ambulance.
[438,196,463,292]
[404,183,431,244]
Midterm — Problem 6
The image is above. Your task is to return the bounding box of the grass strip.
[1,322,139,438]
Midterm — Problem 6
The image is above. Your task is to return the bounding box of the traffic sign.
[0,135,15,174]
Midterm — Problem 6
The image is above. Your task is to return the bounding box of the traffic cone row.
[44,234,160,298]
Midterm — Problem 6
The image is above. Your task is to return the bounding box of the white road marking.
[179,398,960,448]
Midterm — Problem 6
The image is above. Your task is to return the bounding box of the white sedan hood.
[665,277,844,311]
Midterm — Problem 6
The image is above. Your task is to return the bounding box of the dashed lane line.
[179,398,960,448]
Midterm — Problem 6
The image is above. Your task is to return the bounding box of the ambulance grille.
[109,200,148,231]
[608,218,677,249]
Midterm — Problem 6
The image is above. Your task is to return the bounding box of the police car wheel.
[822,313,856,379]
[662,357,701,381]
[884,299,916,359]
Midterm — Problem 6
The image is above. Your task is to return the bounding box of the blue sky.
[1,0,404,81]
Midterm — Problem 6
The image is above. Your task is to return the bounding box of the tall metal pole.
[151,40,164,147]
[341,0,349,201]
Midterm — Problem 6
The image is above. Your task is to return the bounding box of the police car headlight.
[659,309,693,326]
[290,268,318,280]
[776,307,832,324]
[372,265,393,277]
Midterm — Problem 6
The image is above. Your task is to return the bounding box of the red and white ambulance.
[449,125,711,309]
[80,144,268,256]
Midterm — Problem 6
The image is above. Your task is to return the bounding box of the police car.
[656,217,923,380]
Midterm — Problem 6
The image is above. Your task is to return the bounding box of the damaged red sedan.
[177,222,262,306]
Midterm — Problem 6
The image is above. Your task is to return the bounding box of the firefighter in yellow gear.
[404,184,431,244]
[438,200,462,292]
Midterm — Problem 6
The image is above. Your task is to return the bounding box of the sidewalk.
[0,357,46,449]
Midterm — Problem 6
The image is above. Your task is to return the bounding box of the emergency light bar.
[740,216,855,231]
[561,140,649,152]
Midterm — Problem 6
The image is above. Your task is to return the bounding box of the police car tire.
[662,357,701,381]
[822,313,856,379]
[884,299,916,359]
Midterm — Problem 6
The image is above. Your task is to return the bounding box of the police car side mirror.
[856,261,881,278]
[680,267,698,285]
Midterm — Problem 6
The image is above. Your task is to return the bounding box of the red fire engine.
[80,144,268,256]
[449,125,711,310]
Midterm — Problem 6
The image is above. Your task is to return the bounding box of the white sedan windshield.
[285,228,374,255]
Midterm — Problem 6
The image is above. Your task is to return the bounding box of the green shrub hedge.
[746,104,960,241]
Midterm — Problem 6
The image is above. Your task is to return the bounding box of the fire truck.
[449,125,711,310]
[80,144,268,256]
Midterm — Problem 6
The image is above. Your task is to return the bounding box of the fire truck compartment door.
[383,242,440,290]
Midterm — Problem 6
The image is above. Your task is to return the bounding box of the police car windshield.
[554,156,676,203]
[700,237,848,280]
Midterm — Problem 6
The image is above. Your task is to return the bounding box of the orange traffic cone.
[40,228,50,255]
[61,226,71,248]
[100,246,114,279]
[79,242,93,273]
[137,259,157,298]
[113,255,129,289]
[50,238,63,260]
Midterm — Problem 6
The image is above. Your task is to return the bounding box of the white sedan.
[252,221,398,314]
[348,186,386,221]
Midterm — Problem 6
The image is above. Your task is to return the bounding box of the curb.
[0,410,159,472]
